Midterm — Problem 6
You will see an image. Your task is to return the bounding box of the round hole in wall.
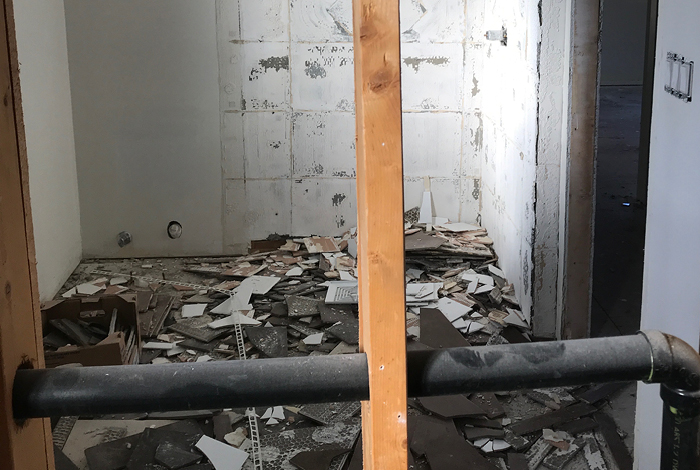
[167,221,183,240]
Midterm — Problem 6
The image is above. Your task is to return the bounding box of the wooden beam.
[352,1,408,469]
[0,0,54,468]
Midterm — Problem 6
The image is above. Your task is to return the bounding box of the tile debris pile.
[48,216,633,470]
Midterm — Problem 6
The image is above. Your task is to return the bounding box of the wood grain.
[0,0,54,468]
[352,0,408,469]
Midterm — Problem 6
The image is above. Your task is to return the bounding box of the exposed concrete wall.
[64,1,223,258]
[218,0,481,253]
[14,0,82,301]
[466,0,542,324]
[534,0,574,337]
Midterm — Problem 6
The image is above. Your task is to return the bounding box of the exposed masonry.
[217,0,544,325]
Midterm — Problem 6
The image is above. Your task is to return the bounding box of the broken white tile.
[286,266,303,277]
[302,333,324,345]
[143,342,175,350]
[504,308,529,328]
[109,277,128,285]
[260,408,273,419]
[196,355,212,363]
[212,296,253,315]
[438,222,482,232]
[182,304,207,318]
[166,346,186,357]
[266,417,279,426]
[142,264,153,269]
[339,270,355,281]
[271,406,285,420]
[436,297,472,322]
[76,283,104,295]
[62,287,77,298]
[491,440,511,452]
[452,318,468,329]
[467,281,478,294]
[488,265,506,279]
[196,435,249,470]
[236,276,280,295]
[208,313,261,329]
[475,284,495,295]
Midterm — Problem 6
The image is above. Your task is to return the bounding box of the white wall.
[634,0,700,465]
[467,0,541,323]
[64,1,223,257]
[600,0,649,85]
[14,0,82,301]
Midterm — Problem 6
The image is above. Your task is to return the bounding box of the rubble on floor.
[48,216,633,470]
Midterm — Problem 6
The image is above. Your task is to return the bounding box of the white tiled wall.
[218,0,542,322]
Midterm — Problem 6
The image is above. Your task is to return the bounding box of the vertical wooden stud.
[352,0,408,469]
[0,0,55,468]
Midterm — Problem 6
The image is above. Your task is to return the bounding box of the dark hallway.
[591,86,648,337]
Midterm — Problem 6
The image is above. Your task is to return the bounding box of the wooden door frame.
[0,0,54,468]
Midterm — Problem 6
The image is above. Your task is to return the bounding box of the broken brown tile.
[289,446,349,470]
[419,395,486,418]
[405,232,446,251]
[508,403,597,435]
[418,308,471,349]
[303,237,340,254]
[507,453,528,470]
[469,392,505,419]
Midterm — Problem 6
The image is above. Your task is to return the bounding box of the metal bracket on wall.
[665,52,694,102]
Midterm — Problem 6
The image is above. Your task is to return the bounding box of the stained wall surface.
[219,0,482,253]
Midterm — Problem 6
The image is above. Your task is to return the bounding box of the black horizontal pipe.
[14,330,698,420]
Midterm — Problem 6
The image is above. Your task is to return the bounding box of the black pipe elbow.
[641,330,700,391]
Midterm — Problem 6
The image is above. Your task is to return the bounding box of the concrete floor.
[591,85,648,454]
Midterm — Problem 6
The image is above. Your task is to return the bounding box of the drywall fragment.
[182,304,207,318]
[195,435,248,470]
